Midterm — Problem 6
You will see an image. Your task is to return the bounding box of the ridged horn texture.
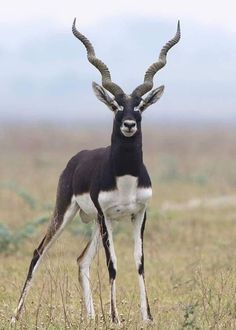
[72,18,124,97]
[132,21,181,98]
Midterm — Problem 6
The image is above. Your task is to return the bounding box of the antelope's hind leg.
[77,223,101,319]
[11,197,79,324]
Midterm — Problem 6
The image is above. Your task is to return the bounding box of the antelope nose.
[123,120,136,130]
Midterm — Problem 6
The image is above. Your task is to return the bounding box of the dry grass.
[0,123,236,329]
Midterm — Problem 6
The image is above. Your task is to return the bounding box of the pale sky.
[1,0,236,32]
[0,1,236,123]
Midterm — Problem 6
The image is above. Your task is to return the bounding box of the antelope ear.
[139,85,165,111]
[92,82,114,109]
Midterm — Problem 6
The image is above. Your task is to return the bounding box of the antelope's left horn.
[132,21,181,98]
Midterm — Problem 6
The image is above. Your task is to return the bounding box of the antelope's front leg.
[133,209,152,321]
[98,214,119,324]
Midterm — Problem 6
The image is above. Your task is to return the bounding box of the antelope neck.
[110,133,143,177]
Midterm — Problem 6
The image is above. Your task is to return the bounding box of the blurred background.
[0,0,235,123]
[0,1,236,328]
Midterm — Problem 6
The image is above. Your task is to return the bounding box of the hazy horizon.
[1,2,235,124]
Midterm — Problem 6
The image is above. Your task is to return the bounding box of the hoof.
[142,317,155,327]
[111,314,121,325]
[10,316,17,327]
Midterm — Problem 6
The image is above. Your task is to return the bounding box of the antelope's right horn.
[72,18,124,97]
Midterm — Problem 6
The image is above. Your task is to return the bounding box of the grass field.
[0,123,236,329]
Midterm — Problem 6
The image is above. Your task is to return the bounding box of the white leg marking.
[33,198,79,274]
[11,198,79,323]
[138,275,149,320]
[103,217,119,323]
[110,278,120,323]
[133,208,152,321]
[78,225,101,319]
[104,218,117,270]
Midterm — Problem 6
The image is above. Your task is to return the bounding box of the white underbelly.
[74,175,152,222]
[74,194,97,219]
[101,201,144,220]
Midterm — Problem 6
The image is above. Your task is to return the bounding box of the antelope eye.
[134,106,140,112]
[135,100,146,112]
[112,106,123,112]
[111,104,118,111]
[111,101,123,112]
[116,105,124,112]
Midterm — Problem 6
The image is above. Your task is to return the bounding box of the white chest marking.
[98,175,152,220]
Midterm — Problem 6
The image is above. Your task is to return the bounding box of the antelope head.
[72,19,180,138]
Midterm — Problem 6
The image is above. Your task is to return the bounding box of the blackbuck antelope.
[11,18,180,324]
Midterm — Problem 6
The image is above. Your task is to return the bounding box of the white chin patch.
[120,127,137,137]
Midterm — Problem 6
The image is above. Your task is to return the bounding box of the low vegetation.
[0,123,236,329]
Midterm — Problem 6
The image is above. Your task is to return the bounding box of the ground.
[0,123,236,329]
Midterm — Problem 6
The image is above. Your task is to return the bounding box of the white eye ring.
[117,105,124,112]
[112,100,124,112]
[134,100,145,112]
